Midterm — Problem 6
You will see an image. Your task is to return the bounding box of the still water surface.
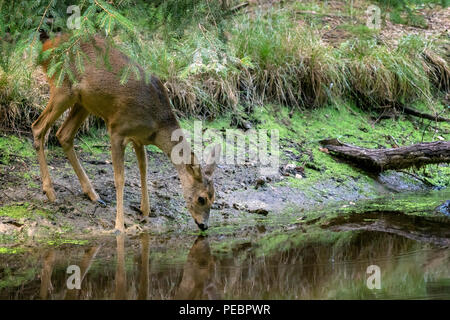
[1,213,449,300]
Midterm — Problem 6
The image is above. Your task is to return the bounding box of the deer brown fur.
[33,35,219,232]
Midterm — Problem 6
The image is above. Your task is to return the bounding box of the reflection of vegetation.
[212,227,449,299]
[0,267,37,290]
[0,222,448,299]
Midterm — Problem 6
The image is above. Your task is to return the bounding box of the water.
[1,213,449,300]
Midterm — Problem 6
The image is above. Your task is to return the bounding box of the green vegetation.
[0,0,448,132]
[0,247,25,254]
[375,0,449,28]
[0,203,51,220]
[186,101,449,189]
[0,135,34,164]
[0,266,37,289]
[43,239,89,246]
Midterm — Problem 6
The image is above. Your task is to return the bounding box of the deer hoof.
[96,198,107,207]
[44,188,57,202]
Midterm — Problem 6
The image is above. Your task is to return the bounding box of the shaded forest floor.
[1,103,449,246]
[0,0,449,247]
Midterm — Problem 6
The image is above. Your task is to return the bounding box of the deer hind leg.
[133,142,150,218]
[56,103,104,204]
[111,134,126,233]
[32,88,76,201]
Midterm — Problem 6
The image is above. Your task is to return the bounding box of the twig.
[398,170,436,187]
[78,136,93,153]
[401,106,450,123]
[29,0,54,50]
[229,2,249,14]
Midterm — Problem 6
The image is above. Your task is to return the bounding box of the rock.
[255,178,266,189]
[436,200,450,216]
[249,208,269,216]
[281,163,305,177]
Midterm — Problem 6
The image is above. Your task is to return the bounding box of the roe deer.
[33,34,220,232]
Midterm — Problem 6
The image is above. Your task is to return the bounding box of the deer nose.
[195,221,208,231]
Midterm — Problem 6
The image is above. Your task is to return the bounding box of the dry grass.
[0,1,448,134]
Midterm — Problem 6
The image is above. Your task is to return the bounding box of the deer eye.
[198,196,206,206]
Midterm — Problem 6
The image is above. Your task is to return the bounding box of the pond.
[1,209,449,300]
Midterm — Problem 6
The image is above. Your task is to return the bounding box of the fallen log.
[319,138,450,172]
[401,106,450,123]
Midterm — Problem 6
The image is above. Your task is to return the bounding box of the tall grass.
[0,5,448,132]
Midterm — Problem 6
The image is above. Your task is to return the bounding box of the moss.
[0,247,26,254]
[251,102,450,188]
[43,239,89,246]
[77,128,110,156]
[0,203,51,220]
[0,135,34,164]
[346,190,450,216]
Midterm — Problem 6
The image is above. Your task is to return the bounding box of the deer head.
[179,145,221,231]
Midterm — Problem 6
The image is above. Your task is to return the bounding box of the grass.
[0,0,448,132]
[0,135,34,165]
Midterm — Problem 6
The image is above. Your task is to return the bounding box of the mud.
[0,133,446,242]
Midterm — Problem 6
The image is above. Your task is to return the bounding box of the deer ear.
[186,163,202,181]
[204,144,221,178]
[187,152,203,182]
[191,164,203,181]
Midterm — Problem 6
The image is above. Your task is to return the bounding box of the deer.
[33,33,220,233]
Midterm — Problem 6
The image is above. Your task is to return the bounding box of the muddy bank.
[0,131,448,245]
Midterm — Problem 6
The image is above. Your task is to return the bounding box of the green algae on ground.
[0,247,26,254]
[42,239,89,246]
[0,203,51,220]
[330,190,450,217]
[255,102,449,188]
[0,135,34,164]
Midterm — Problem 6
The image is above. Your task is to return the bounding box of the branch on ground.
[319,138,450,172]
[401,105,450,123]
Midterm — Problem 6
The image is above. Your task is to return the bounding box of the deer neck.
[153,124,200,189]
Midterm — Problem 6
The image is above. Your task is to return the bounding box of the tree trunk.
[319,138,450,172]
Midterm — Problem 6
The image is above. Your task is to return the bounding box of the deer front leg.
[133,142,150,218]
[111,135,126,233]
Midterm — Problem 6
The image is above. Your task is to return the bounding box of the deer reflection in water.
[175,236,220,300]
[38,234,219,300]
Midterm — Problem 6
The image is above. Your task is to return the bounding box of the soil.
[0,132,442,242]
